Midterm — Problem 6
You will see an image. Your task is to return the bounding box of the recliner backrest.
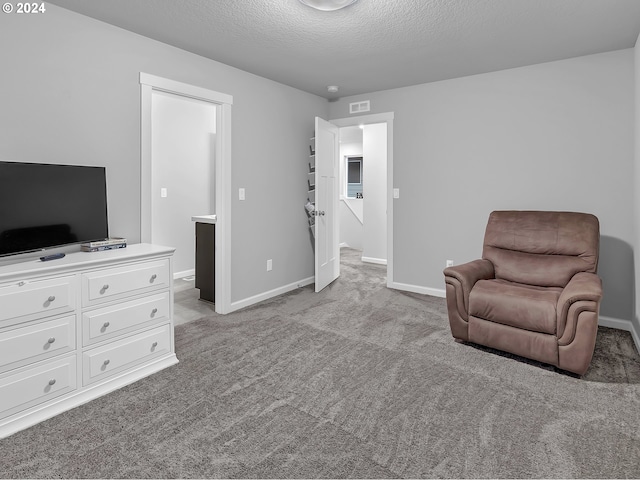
[482,211,599,288]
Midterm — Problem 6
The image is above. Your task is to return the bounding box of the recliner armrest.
[557,272,603,310]
[444,259,495,314]
[557,272,602,336]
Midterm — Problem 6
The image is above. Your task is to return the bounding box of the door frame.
[329,112,394,287]
[140,73,233,314]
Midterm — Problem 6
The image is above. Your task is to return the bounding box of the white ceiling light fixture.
[298,0,359,12]
[327,85,339,93]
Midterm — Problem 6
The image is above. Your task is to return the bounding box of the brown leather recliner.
[443,211,603,375]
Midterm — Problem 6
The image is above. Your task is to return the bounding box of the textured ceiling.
[47,0,640,99]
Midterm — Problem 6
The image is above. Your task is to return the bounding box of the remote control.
[40,253,66,262]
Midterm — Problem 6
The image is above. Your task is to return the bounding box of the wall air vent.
[349,100,370,114]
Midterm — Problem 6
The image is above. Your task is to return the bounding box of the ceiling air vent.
[349,100,370,114]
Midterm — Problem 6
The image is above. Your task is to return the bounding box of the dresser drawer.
[82,292,170,346]
[82,259,170,306]
[0,276,75,326]
[82,324,170,385]
[0,355,77,419]
[0,315,76,373]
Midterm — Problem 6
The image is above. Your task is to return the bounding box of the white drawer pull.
[47,337,56,344]
[150,274,157,282]
[47,295,56,302]
[48,379,56,386]
[103,359,110,366]
[103,322,110,328]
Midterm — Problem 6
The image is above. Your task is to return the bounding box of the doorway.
[338,123,387,265]
[331,112,394,285]
[140,73,233,314]
[150,90,216,278]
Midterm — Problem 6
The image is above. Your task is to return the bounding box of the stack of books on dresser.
[81,237,127,252]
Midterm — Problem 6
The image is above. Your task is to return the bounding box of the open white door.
[314,117,340,292]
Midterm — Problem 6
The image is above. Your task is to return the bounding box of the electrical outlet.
[446,260,454,268]
[160,188,167,198]
[239,188,245,201]
[267,259,272,271]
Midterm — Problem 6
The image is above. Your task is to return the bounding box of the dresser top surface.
[0,244,175,281]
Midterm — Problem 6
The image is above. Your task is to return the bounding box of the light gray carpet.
[1,248,640,478]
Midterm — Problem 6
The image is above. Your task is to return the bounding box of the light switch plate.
[239,188,245,200]
[393,188,399,199]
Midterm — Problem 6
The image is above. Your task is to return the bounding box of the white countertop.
[191,214,217,224]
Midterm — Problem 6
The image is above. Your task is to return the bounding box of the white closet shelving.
[306,137,316,236]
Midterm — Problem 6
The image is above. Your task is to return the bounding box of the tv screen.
[0,161,108,256]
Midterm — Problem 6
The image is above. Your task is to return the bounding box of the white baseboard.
[387,281,446,298]
[173,268,195,280]
[228,277,640,355]
[229,276,314,313]
[361,256,387,266]
[599,316,640,353]
[384,284,640,353]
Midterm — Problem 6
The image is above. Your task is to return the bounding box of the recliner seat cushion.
[469,279,562,335]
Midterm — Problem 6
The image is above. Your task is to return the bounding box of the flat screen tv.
[0,161,109,257]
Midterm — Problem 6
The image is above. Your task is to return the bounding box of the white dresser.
[0,244,178,438]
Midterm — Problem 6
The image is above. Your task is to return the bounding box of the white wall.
[339,203,363,250]
[329,49,635,320]
[362,123,387,263]
[0,5,328,305]
[338,135,363,249]
[151,91,216,277]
